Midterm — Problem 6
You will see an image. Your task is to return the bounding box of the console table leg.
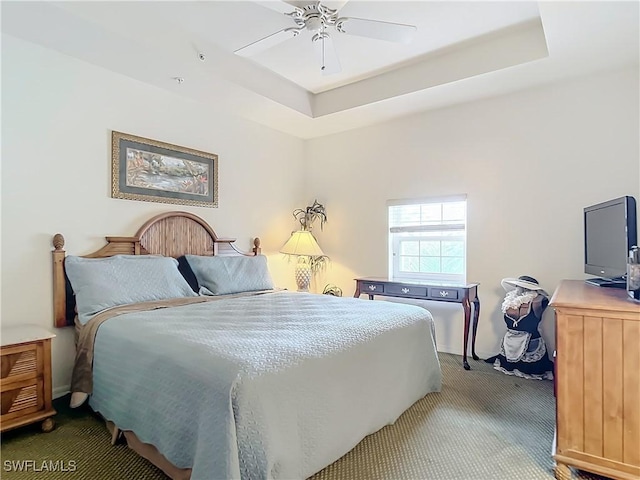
[471,298,480,361]
[462,298,471,370]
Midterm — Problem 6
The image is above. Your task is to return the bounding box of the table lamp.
[280,230,324,292]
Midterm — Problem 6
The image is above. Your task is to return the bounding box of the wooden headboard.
[51,211,261,328]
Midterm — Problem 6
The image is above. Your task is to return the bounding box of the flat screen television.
[584,196,637,287]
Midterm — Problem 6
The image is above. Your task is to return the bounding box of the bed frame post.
[253,238,261,255]
[52,234,67,328]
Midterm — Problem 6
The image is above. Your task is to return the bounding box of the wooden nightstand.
[1,325,56,433]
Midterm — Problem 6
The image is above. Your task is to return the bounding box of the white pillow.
[185,255,274,295]
[66,255,197,324]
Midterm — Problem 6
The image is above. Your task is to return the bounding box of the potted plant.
[292,200,329,273]
[293,200,327,232]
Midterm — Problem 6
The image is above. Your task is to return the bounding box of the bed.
[52,211,442,480]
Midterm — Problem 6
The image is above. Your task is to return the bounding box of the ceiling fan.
[234,0,417,75]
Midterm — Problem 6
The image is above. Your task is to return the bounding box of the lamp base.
[295,260,312,292]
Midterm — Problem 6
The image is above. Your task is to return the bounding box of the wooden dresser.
[551,280,639,480]
[1,325,56,433]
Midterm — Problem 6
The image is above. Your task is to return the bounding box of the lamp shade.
[280,230,324,257]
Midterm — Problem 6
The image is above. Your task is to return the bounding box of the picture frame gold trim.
[111,131,218,208]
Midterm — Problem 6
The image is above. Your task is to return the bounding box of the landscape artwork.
[125,148,210,196]
[112,131,218,208]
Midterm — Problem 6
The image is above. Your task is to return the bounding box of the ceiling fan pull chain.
[321,25,326,71]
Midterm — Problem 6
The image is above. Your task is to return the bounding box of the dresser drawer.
[361,282,384,294]
[386,284,428,297]
[1,343,40,383]
[429,288,460,300]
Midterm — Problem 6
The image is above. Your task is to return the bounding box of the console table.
[354,277,480,370]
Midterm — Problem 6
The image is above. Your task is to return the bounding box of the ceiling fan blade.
[336,17,416,43]
[284,0,347,10]
[319,0,349,12]
[255,0,349,15]
[254,1,298,15]
[312,33,341,75]
[235,28,301,57]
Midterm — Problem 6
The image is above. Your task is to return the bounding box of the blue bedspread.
[89,291,441,479]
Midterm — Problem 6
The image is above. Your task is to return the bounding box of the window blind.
[388,195,467,283]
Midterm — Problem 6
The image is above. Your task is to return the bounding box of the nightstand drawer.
[361,282,385,294]
[429,288,460,300]
[1,343,40,383]
[386,284,428,297]
[1,378,44,420]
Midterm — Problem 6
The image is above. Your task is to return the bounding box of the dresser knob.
[368,285,377,291]
[440,290,449,297]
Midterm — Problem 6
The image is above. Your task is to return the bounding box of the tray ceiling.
[2,1,638,139]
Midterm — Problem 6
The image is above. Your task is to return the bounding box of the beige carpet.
[1,353,601,480]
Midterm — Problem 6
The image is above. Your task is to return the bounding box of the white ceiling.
[2,1,638,139]
[186,1,542,93]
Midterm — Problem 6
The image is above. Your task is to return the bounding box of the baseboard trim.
[53,385,70,399]
[436,344,495,361]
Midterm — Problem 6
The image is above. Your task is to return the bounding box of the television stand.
[551,280,640,480]
[585,277,626,288]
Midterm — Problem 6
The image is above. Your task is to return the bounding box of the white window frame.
[388,195,467,284]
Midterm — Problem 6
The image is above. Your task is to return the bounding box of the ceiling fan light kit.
[235,0,417,75]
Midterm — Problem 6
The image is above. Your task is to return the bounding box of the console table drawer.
[362,282,384,294]
[429,288,460,300]
[386,285,428,297]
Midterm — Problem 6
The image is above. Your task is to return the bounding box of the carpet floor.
[1,353,602,480]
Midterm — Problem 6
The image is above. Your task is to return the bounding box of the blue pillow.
[65,255,197,324]
[185,255,274,296]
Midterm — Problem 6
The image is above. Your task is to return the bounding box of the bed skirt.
[105,420,192,480]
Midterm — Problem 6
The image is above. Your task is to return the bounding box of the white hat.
[501,276,548,295]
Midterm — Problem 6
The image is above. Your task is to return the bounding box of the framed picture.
[111,131,218,208]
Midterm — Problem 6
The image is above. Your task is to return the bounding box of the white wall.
[306,66,640,359]
[1,35,306,396]
[3,33,638,394]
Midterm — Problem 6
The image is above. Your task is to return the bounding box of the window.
[388,196,467,284]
